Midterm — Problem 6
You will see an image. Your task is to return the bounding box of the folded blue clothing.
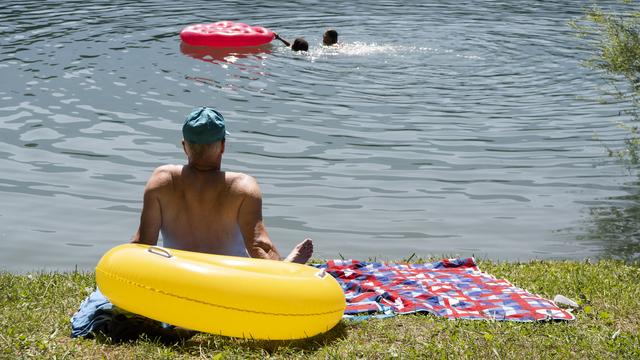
[70,288,113,338]
[70,289,194,343]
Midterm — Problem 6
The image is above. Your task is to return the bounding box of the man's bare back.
[131,107,313,264]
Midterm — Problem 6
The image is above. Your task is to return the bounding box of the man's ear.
[182,139,188,156]
[221,139,226,154]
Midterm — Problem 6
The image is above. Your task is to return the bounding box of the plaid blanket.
[316,258,574,321]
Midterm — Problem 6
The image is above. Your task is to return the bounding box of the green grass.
[1,260,639,359]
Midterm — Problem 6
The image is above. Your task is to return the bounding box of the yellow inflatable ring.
[95,244,345,340]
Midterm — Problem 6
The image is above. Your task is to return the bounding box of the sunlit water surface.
[1,0,639,271]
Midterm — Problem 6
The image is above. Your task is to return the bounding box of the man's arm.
[130,166,171,245]
[237,175,282,260]
[273,33,291,47]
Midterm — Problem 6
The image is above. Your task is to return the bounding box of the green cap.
[182,107,228,144]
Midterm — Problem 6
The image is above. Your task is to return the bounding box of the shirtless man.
[131,106,313,264]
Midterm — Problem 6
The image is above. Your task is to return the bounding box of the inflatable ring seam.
[97,268,345,317]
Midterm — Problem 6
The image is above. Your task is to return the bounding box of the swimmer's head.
[292,38,309,51]
[323,29,338,46]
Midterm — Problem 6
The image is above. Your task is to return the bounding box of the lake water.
[1,0,639,272]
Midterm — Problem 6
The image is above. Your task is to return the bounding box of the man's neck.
[186,162,221,172]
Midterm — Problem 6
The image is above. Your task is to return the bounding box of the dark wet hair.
[323,29,338,45]
[292,38,309,51]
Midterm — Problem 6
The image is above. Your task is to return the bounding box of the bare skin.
[131,139,313,264]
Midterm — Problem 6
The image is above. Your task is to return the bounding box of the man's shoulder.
[225,171,260,194]
[152,164,183,178]
[147,164,182,189]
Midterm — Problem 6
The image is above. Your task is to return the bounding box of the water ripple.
[0,0,638,270]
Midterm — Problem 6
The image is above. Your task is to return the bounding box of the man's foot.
[284,238,313,264]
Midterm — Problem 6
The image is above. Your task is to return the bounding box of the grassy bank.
[1,259,639,359]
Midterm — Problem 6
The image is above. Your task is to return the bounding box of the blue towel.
[70,289,195,342]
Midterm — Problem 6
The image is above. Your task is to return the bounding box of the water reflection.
[582,177,640,263]
[179,42,272,65]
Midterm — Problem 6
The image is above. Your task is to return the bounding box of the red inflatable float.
[180,21,274,47]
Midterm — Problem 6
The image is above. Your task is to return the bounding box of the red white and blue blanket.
[316,258,574,321]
